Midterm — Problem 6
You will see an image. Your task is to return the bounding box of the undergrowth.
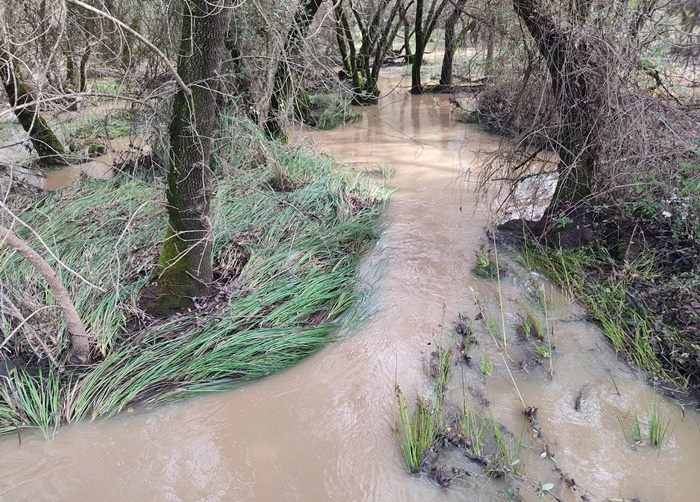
[522,242,696,392]
[309,94,363,131]
[0,127,389,435]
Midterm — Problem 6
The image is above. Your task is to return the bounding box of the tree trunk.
[411,0,425,93]
[152,0,228,313]
[439,1,468,86]
[411,0,448,93]
[78,46,90,93]
[0,47,67,165]
[65,54,76,89]
[484,11,495,76]
[121,16,139,70]
[512,0,596,205]
[0,224,90,363]
[264,0,324,139]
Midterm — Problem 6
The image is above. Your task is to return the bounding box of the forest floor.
[0,125,389,436]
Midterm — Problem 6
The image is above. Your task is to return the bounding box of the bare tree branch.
[65,0,191,96]
[0,224,91,363]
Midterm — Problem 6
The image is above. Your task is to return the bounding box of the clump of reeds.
[309,94,363,131]
[394,344,451,473]
[0,125,389,434]
[517,311,552,360]
[617,392,672,450]
[395,388,443,474]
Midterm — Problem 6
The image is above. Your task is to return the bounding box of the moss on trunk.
[152,0,228,313]
[0,47,67,165]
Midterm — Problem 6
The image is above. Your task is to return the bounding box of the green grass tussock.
[309,94,363,131]
[0,130,389,435]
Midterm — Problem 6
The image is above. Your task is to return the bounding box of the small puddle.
[0,68,698,501]
[1,104,148,192]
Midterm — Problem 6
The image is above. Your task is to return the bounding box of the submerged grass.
[522,243,686,388]
[0,129,389,435]
[617,409,643,446]
[617,393,672,450]
[395,344,451,474]
[310,94,363,131]
[647,395,672,448]
[395,389,443,474]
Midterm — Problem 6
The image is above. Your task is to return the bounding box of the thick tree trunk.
[153,0,228,312]
[264,0,324,139]
[0,47,67,165]
[0,225,91,363]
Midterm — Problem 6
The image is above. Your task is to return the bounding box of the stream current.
[1,69,699,501]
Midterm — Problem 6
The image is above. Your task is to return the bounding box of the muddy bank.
[497,206,700,398]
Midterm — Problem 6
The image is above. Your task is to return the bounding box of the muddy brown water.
[1,69,700,501]
[1,102,147,191]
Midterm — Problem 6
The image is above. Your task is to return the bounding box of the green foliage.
[629,159,700,242]
[458,403,524,478]
[555,216,573,229]
[617,394,672,450]
[647,397,672,448]
[395,343,451,474]
[478,351,493,376]
[617,410,642,445]
[522,243,689,388]
[472,249,499,278]
[518,311,552,359]
[395,389,443,474]
[67,109,135,147]
[310,94,362,130]
[0,368,62,439]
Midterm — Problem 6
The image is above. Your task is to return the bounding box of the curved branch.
[0,224,91,363]
[65,0,191,96]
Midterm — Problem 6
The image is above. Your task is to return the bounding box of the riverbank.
[494,204,700,400]
[0,124,388,435]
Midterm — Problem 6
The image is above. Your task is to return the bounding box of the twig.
[65,0,191,96]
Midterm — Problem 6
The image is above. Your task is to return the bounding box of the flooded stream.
[1,69,699,501]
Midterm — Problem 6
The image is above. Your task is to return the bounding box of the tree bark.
[0,47,67,165]
[335,0,401,104]
[153,0,228,312]
[411,0,448,93]
[78,46,90,93]
[264,0,324,139]
[0,224,90,363]
[512,0,596,203]
[439,0,469,86]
